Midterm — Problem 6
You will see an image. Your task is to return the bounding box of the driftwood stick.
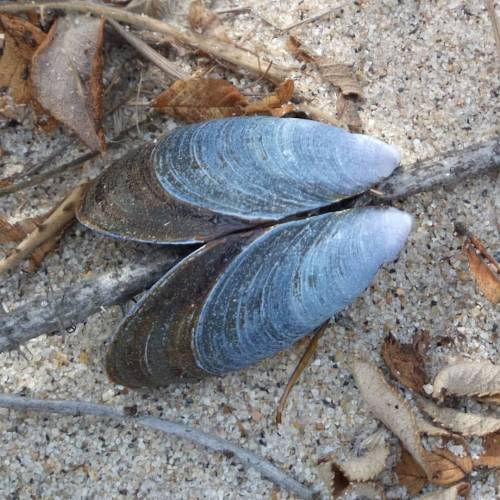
[0,393,315,499]
[372,136,499,200]
[0,137,498,352]
[0,250,185,352]
[0,1,288,83]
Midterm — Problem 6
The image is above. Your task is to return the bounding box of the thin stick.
[282,6,344,33]
[0,1,288,84]
[0,184,87,276]
[108,19,189,80]
[0,137,498,351]
[275,322,329,425]
[486,0,500,61]
[0,393,316,499]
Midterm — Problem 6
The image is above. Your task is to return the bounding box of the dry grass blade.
[0,184,87,276]
[350,359,431,476]
[473,431,500,469]
[486,0,500,61]
[417,395,500,436]
[381,333,429,393]
[275,320,327,424]
[432,362,500,400]
[32,15,105,151]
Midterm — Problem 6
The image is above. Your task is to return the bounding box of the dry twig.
[0,1,289,83]
[0,184,87,276]
[0,393,316,499]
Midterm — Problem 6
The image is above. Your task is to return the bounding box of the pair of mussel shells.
[77,117,412,388]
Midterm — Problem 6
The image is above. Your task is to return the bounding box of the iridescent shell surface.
[106,207,412,388]
[77,117,401,243]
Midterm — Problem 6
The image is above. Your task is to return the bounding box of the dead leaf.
[395,448,428,496]
[0,14,45,106]
[318,62,364,99]
[31,15,105,152]
[417,395,500,436]
[154,79,248,122]
[464,241,500,304]
[350,359,431,477]
[319,431,389,483]
[432,362,500,401]
[381,333,428,393]
[416,483,470,500]
[473,432,500,469]
[317,459,350,498]
[416,416,452,437]
[243,80,295,116]
[154,79,295,122]
[336,93,363,133]
[188,0,230,42]
[286,36,317,63]
[424,442,472,486]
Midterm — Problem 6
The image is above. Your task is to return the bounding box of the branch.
[0,1,289,84]
[0,137,498,352]
[0,393,316,499]
[372,136,499,200]
[0,249,185,352]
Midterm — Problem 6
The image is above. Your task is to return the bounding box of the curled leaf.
[31,15,105,151]
[318,62,363,99]
[381,333,428,393]
[425,442,472,486]
[415,416,452,437]
[243,80,295,116]
[319,431,389,483]
[286,36,317,63]
[394,448,428,496]
[188,0,230,42]
[432,362,500,401]
[417,395,500,436]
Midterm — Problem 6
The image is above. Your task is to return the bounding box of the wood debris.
[31,15,105,151]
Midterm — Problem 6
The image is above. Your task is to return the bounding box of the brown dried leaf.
[417,483,470,500]
[382,333,428,393]
[0,216,26,243]
[0,14,45,105]
[317,459,350,498]
[432,362,500,401]
[473,432,500,469]
[243,80,295,115]
[424,442,472,486]
[154,79,248,122]
[350,359,431,477]
[395,448,428,496]
[464,241,500,304]
[188,0,230,42]
[286,36,317,63]
[319,61,364,98]
[336,93,363,133]
[31,16,105,152]
[417,395,500,436]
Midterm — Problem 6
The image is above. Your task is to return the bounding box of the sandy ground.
[0,1,499,498]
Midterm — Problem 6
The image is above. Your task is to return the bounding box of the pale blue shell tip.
[353,134,401,181]
[377,207,412,262]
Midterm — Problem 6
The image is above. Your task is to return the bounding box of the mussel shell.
[78,117,400,243]
[106,207,412,388]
